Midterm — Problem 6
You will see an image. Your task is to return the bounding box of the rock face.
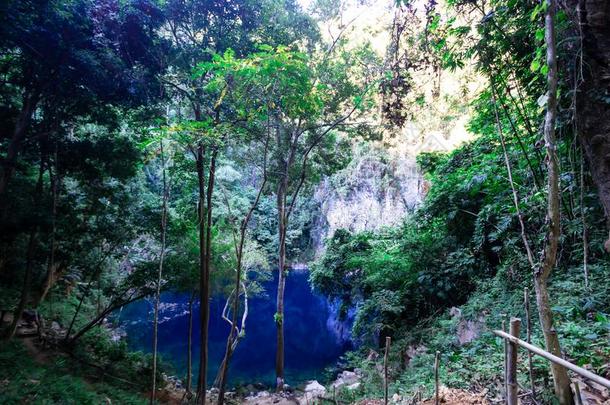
[449,307,486,346]
[312,148,423,254]
[326,299,357,345]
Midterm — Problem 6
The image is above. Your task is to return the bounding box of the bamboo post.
[434,351,440,405]
[384,336,391,405]
[502,314,508,401]
[574,381,583,405]
[524,287,536,400]
[507,318,521,405]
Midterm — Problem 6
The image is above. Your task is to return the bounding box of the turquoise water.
[115,270,352,387]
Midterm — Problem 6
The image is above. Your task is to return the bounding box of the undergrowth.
[0,340,147,404]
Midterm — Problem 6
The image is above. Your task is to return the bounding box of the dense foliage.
[310,0,610,402]
[1,0,609,403]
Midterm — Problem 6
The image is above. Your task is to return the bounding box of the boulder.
[300,380,326,404]
[456,315,486,345]
[304,380,326,395]
[347,382,361,390]
[450,307,486,346]
[245,390,270,400]
[332,370,360,390]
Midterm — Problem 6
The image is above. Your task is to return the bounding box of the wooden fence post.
[384,336,391,405]
[502,314,508,400]
[574,381,583,405]
[524,287,536,400]
[434,351,440,405]
[507,318,521,405]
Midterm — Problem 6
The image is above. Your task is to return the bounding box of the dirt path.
[354,386,490,405]
[420,386,490,404]
[21,336,53,365]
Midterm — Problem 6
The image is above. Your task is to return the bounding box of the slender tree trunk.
[216,235,250,402]
[6,229,37,339]
[495,90,542,190]
[68,293,147,344]
[70,306,114,343]
[151,140,170,404]
[38,150,61,306]
[5,152,44,339]
[580,147,589,289]
[536,2,574,403]
[275,180,287,391]
[196,145,217,404]
[0,91,39,198]
[217,135,269,404]
[65,276,96,341]
[196,144,208,403]
[533,280,573,403]
[187,290,195,398]
[216,295,241,402]
[38,264,61,306]
[64,244,118,341]
[524,288,536,400]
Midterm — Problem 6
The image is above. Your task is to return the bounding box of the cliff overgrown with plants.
[312,107,610,402]
[311,0,610,403]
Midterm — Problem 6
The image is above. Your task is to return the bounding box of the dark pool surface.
[115,270,352,387]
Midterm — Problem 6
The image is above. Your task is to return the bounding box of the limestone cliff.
[311,146,424,254]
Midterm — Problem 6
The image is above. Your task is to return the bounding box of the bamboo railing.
[492,318,610,405]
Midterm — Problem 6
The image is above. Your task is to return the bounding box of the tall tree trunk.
[5,152,44,339]
[196,144,208,403]
[217,134,268,404]
[275,180,287,391]
[65,276,94,341]
[580,149,589,289]
[572,0,610,230]
[536,1,574,403]
[0,91,40,198]
[37,150,61,306]
[216,289,241,402]
[151,140,169,404]
[68,293,148,344]
[196,145,217,404]
[186,290,195,398]
[63,243,119,341]
[6,228,38,339]
[38,263,61,306]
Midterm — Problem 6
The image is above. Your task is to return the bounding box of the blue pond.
[115,270,352,387]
